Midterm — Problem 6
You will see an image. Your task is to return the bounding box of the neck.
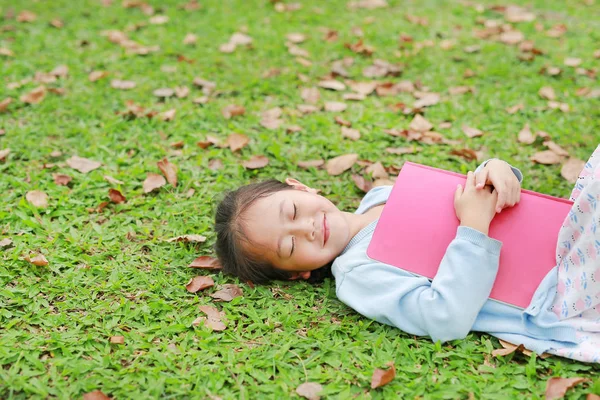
[343,211,376,240]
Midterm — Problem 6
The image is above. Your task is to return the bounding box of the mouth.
[323,213,329,246]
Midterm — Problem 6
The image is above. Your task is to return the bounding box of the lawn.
[1,0,599,398]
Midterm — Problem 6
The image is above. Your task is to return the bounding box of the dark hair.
[214,179,332,285]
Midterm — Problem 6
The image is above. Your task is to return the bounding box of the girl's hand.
[475,159,521,213]
[454,171,498,236]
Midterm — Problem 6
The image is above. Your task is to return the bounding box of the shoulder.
[356,185,393,214]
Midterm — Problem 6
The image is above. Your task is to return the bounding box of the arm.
[335,227,502,343]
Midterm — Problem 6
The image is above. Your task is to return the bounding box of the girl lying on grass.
[215,145,600,363]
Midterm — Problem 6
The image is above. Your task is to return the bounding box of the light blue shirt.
[332,160,579,353]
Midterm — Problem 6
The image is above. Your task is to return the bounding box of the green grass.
[1,0,599,398]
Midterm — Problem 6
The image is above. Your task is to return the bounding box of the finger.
[516,187,521,204]
[454,183,463,205]
[466,171,475,188]
[476,169,488,189]
[496,185,507,213]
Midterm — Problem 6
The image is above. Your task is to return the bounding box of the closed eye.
[293,203,297,220]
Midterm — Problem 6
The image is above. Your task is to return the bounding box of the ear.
[285,178,319,194]
[288,271,312,280]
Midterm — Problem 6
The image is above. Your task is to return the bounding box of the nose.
[289,216,316,241]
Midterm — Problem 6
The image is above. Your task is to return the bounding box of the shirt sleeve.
[335,227,502,343]
[475,159,523,184]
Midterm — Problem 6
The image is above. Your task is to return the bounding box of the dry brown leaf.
[20,86,46,104]
[149,15,169,24]
[51,65,69,78]
[17,10,37,22]
[341,127,360,140]
[366,162,389,179]
[227,133,250,152]
[159,109,176,121]
[450,148,479,161]
[0,148,10,161]
[286,33,307,43]
[499,30,524,45]
[385,147,418,155]
[544,141,569,157]
[157,158,177,187]
[183,33,197,45]
[462,125,484,138]
[348,0,388,9]
[186,276,215,293]
[324,102,347,112]
[326,154,358,175]
[243,155,269,169]
[104,175,124,185]
[518,124,536,144]
[345,39,375,55]
[334,116,351,127]
[26,191,49,208]
[504,6,535,23]
[111,80,136,90]
[192,77,216,95]
[561,158,586,183]
[211,284,243,302]
[297,160,324,168]
[413,93,440,108]
[89,71,109,82]
[564,57,582,67]
[167,235,207,243]
[208,159,223,170]
[296,382,323,400]
[531,150,563,165]
[464,45,481,53]
[545,377,587,400]
[83,391,111,400]
[198,305,227,331]
[143,173,166,193]
[0,98,12,112]
[108,188,126,204]
[25,253,48,266]
[301,87,320,104]
[221,104,246,119]
[506,103,524,114]
[348,81,377,95]
[153,88,174,98]
[174,86,190,98]
[409,115,433,132]
[547,101,570,113]
[189,256,222,269]
[371,362,396,389]
[539,86,556,100]
[449,86,474,95]
[286,125,302,133]
[0,238,13,248]
[492,340,525,357]
[352,174,373,193]
[53,173,72,186]
[67,156,102,173]
[318,80,346,91]
[343,93,366,101]
[0,48,14,57]
[230,32,252,45]
[109,335,124,344]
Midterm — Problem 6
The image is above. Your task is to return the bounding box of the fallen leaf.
[25,253,48,266]
[53,173,72,186]
[189,256,222,269]
[371,362,396,389]
[531,150,563,165]
[413,93,440,108]
[499,30,524,45]
[198,305,227,331]
[83,390,111,400]
[366,162,389,179]
[318,80,346,91]
[352,174,373,192]
[67,156,102,173]
[208,159,223,170]
[348,81,377,95]
[174,86,190,98]
[464,45,481,53]
[221,104,246,119]
[159,109,176,121]
[243,155,269,169]
[50,18,64,28]
[561,158,586,183]
[20,86,46,104]
[547,101,570,113]
[183,33,197,45]
[227,133,250,152]
[409,115,433,132]
[157,158,177,187]
[504,5,535,23]
[301,87,320,104]
[153,88,174,98]
[0,148,10,161]
[210,284,243,301]
[462,125,484,138]
[149,15,168,24]
[108,189,126,204]
[17,10,37,22]
[341,127,360,140]
[143,173,166,193]
[297,160,325,168]
[0,238,13,248]
[296,382,323,400]
[545,377,587,400]
[324,102,347,112]
[109,336,124,344]
[192,77,216,95]
[167,235,207,243]
[186,276,215,293]
[298,104,319,114]
[286,33,306,43]
[385,147,418,155]
[111,80,136,90]
[286,125,302,133]
[450,148,479,161]
[518,124,535,144]
[539,86,556,100]
[564,57,582,67]
[50,65,69,78]
[0,98,12,112]
[326,154,358,175]
[345,39,375,55]
[26,191,49,208]
[334,116,351,127]
[104,175,124,185]
[506,103,524,114]
[230,32,252,45]
[89,71,109,82]
[449,86,474,95]
[348,0,388,9]
[544,141,569,157]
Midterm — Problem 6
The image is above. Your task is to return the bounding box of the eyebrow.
[276,200,284,258]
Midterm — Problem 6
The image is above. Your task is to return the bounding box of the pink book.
[366,162,573,309]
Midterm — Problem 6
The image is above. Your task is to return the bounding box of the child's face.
[241,179,353,277]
